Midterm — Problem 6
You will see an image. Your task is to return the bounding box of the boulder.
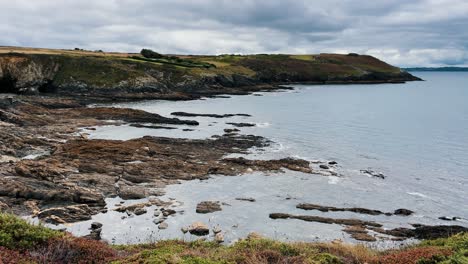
[38,204,94,224]
[134,208,147,216]
[91,222,103,230]
[215,232,224,243]
[162,208,176,216]
[196,201,222,214]
[158,222,168,230]
[153,218,165,225]
[247,232,264,240]
[0,201,10,212]
[119,186,147,200]
[394,209,414,216]
[188,222,210,236]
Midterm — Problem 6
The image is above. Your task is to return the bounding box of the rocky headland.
[0,47,420,100]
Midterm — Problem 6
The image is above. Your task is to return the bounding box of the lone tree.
[141,49,163,59]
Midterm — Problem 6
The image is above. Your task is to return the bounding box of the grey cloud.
[0,0,467,66]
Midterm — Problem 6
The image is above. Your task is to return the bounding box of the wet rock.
[235,197,256,202]
[130,124,176,130]
[38,204,95,224]
[196,201,222,214]
[350,232,376,242]
[328,161,338,165]
[319,165,330,170]
[343,226,376,241]
[188,222,210,236]
[74,107,199,126]
[296,203,385,216]
[153,218,165,225]
[269,213,382,228]
[215,232,224,243]
[226,122,256,127]
[171,112,251,118]
[162,208,176,217]
[371,225,468,240]
[119,186,147,200]
[134,208,147,216]
[224,128,240,133]
[439,216,460,221]
[247,232,264,240]
[115,201,159,214]
[223,157,312,174]
[85,222,103,240]
[158,222,168,230]
[181,227,189,234]
[394,209,414,216]
[84,228,102,241]
[360,169,386,179]
[332,239,343,244]
[14,160,71,182]
[91,222,103,230]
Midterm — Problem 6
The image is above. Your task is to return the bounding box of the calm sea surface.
[68,72,468,245]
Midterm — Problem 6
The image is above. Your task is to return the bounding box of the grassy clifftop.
[0,47,419,98]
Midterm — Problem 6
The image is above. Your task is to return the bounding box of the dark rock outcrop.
[188,222,210,236]
[226,122,256,127]
[196,201,222,214]
[171,112,251,118]
[269,213,382,227]
[38,204,96,224]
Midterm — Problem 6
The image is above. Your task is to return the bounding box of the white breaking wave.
[256,122,271,128]
[407,192,429,199]
[328,176,341,185]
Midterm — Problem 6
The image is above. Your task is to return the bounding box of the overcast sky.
[1,0,467,67]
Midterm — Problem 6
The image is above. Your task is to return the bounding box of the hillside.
[0,47,420,100]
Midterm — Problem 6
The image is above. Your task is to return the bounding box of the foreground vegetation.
[0,213,466,263]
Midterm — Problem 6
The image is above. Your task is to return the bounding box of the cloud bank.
[1,0,467,66]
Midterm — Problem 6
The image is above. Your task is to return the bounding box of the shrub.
[0,246,32,263]
[380,247,452,264]
[0,213,61,250]
[141,49,164,59]
[30,236,118,263]
[419,232,468,250]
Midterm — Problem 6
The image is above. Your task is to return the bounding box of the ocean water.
[72,72,468,245]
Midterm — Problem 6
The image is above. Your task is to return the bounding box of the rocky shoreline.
[0,95,313,224]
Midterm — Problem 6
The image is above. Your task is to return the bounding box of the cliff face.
[0,52,420,97]
[0,54,60,94]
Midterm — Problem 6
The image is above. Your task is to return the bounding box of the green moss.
[52,55,145,87]
[131,56,216,69]
[0,213,62,249]
[290,55,316,61]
